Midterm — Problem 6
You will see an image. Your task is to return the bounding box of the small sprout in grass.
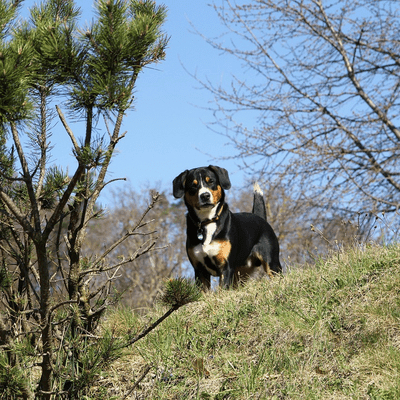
[159,278,201,308]
[122,279,201,349]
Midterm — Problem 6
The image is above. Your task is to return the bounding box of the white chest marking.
[192,222,221,276]
[202,221,217,245]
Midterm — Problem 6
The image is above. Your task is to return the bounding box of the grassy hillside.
[93,243,400,399]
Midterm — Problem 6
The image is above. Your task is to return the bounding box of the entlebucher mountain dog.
[173,165,282,289]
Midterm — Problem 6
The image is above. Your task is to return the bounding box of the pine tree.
[0,1,168,398]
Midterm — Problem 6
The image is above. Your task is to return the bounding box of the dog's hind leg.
[233,265,257,287]
[268,255,282,274]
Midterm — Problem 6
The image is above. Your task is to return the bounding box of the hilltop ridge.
[94,243,400,399]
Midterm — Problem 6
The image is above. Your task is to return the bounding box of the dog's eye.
[187,181,198,193]
[187,179,198,188]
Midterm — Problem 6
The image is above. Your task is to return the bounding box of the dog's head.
[173,165,231,210]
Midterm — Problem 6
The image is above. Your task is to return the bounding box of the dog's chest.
[192,222,222,276]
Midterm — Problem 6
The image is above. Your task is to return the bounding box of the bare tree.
[198,0,400,218]
[85,187,188,310]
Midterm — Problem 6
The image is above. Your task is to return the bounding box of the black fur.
[173,165,282,289]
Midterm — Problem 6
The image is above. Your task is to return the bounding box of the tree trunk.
[36,241,53,399]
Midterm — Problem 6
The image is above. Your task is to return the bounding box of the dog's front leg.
[195,268,211,290]
[222,264,235,289]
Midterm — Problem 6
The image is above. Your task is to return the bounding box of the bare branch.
[92,194,160,269]
[56,105,80,155]
[197,0,400,213]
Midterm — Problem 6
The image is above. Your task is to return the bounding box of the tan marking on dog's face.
[202,173,223,204]
[184,191,200,209]
[183,176,201,208]
[183,171,223,210]
[209,184,223,204]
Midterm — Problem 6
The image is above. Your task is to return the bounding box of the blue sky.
[21,0,250,204]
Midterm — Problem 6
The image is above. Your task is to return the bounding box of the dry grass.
[90,243,400,399]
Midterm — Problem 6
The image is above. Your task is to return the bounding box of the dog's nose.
[200,192,211,202]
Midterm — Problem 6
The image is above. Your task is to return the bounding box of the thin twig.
[120,305,179,349]
[82,238,157,277]
[56,105,80,154]
[122,364,153,399]
[92,194,160,269]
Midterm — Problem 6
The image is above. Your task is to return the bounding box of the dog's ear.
[208,165,231,190]
[172,170,188,198]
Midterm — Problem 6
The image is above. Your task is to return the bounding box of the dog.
[173,165,282,289]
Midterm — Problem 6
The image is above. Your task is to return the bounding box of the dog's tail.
[252,182,267,220]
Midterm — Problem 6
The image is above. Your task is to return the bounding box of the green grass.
[91,243,400,399]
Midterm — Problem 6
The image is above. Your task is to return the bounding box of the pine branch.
[55,105,80,155]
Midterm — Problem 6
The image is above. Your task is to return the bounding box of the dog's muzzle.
[199,191,211,203]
